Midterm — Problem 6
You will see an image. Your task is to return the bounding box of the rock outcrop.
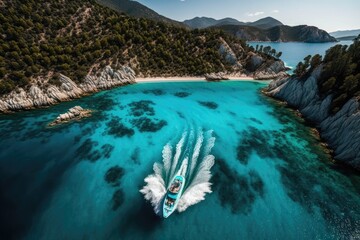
[0,66,135,112]
[253,60,290,80]
[204,73,229,81]
[49,106,92,126]
[265,66,360,169]
[219,37,243,69]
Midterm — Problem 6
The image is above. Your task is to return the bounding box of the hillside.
[247,17,283,29]
[217,24,337,43]
[0,0,288,111]
[96,0,184,27]
[184,16,282,30]
[265,37,360,169]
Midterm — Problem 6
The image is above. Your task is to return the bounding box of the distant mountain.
[96,0,184,27]
[247,17,283,29]
[330,29,360,40]
[183,17,244,29]
[217,25,337,43]
[183,16,282,29]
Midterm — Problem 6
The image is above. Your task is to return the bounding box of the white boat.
[162,175,185,218]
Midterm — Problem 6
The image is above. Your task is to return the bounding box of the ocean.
[248,41,354,69]
[0,81,359,239]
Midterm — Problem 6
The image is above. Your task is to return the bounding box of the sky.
[136,0,360,32]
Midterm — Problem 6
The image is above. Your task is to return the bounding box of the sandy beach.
[135,75,264,83]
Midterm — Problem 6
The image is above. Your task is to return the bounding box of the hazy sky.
[136,0,360,32]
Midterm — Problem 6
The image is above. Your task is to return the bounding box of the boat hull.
[162,175,185,218]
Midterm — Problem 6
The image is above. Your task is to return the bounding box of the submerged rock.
[264,66,360,169]
[49,106,92,126]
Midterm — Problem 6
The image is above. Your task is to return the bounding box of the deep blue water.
[248,41,353,69]
[0,81,359,239]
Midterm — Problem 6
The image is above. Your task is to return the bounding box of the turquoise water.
[0,81,359,239]
[248,41,353,69]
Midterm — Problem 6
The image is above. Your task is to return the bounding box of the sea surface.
[0,81,359,239]
[248,41,353,69]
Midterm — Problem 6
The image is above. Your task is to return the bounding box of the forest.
[0,0,253,94]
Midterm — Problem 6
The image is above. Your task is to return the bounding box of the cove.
[0,81,359,239]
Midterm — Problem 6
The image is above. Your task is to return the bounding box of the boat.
[162,175,186,218]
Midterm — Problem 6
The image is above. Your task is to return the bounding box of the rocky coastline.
[0,66,135,113]
[264,66,360,169]
[0,58,288,114]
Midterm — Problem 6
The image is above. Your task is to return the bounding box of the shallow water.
[0,81,359,239]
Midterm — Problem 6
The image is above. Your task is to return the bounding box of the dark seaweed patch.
[236,127,273,165]
[174,92,191,98]
[104,166,124,186]
[112,188,125,211]
[212,159,265,214]
[101,144,114,159]
[228,111,237,117]
[131,148,140,164]
[130,117,167,132]
[249,117,263,125]
[106,116,134,137]
[128,100,155,117]
[249,170,265,197]
[104,166,125,211]
[76,138,101,162]
[75,139,113,162]
[88,95,116,111]
[198,101,218,109]
[177,111,185,119]
[143,89,165,96]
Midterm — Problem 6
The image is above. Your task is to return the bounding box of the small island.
[48,106,92,126]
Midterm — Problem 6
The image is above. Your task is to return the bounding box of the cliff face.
[0,66,135,112]
[265,66,360,169]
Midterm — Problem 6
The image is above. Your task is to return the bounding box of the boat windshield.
[169,179,182,194]
[165,196,175,208]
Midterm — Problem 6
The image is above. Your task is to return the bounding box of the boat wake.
[140,130,216,215]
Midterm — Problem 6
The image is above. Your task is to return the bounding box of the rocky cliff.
[0,66,135,112]
[265,66,360,169]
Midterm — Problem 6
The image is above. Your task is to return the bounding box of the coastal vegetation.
[0,0,266,95]
[294,36,360,112]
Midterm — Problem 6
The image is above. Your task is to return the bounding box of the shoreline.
[135,76,269,83]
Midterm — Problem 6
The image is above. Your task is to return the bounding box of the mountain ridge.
[330,29,360,40]
[96,0,185,27]
[215,24,336,43]
[183,16,283,29]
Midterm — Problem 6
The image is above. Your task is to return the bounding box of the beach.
[135,75,262,83]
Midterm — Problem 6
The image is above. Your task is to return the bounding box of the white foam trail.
[139,174,166,215]
[179,158,188,176]
[203,130,216,157]
[162,144,172,180]
[140,130,216,216]
[169,132,187,185]
[189,131,203,176]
